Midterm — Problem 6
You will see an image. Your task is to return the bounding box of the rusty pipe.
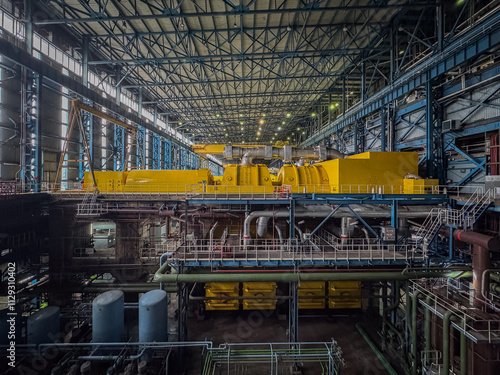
[454,230,500,307]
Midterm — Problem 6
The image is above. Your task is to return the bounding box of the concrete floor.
[183,310,392,375]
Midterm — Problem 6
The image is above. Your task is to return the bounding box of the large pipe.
[411,291,422,375]
[453,230,500,306]
[154,266,464,283]
[442,311,457,375]
[356,324,398,375]
[243,207,430,247]
[224,145,344,163]
[256,217,270,238]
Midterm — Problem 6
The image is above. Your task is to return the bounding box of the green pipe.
[382,316,411,375]
[405,282,411,352]
[411,291,421,375]
[460,331,467,375]
[154,263,466,283]
[443,311,457,375]
[356,324,398,375]
[424,296,432,364]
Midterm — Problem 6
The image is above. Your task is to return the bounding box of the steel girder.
[302,8,500,147]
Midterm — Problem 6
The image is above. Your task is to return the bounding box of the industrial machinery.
[83,149,439,195]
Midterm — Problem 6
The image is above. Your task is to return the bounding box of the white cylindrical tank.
[27,306,60,345]
[139,290,167,342]
[92,290,124,343]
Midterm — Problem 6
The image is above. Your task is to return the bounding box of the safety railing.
[9,181,500,201]
[170,238,424,264]
[203,341,344,375]
[76,202,109,216]
[410,280,500,344]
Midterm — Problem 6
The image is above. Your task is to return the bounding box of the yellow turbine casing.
[207,164,274,194]
[319,151,421,194]
[84,171,128,192]
[277,164,330,193]
[123,169,214,193]
[205,282,239,311]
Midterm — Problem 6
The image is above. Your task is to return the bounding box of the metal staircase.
[413,189,494,252]
[76,188,106,217]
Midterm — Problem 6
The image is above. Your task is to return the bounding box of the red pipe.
[454,230,500,307]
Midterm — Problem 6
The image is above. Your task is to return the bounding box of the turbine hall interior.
[1,1,500,375]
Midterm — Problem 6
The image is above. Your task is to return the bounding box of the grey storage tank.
[27,306,60,345]
[92,290,124,343]
[139,289,167,342]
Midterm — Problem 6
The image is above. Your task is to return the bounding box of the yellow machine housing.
[277,164,330,193]
[204,282,239,311]
[209,164,274,194]
[403,178,439,194]
[242,282,277,310]
[83,171,128,192]
[319,151,438,194]
[328,281,362,309]
[298,281,326,309]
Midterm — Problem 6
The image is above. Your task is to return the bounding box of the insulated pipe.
[224,145,344,163]
[442,311,457,375]
[360,227,371,241]
[274,224,283,244]
[256,217,270,238]
[243,208,430,247]
[209,221,218,252]
[154,266,463,283]
[404,173,423,180]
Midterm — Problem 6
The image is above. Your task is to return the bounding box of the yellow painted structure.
[125,169,213,193]
[403,178,439,194]
[242,282,277,310]
[328,281,362,309]
[278,164,330,193]
[298,281,326,309]
[319,151,437,194]
[207,164,274,194]
[83,151,438,195]
[205,282,239,311]
[83,171,128,192]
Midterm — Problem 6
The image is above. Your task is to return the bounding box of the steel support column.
[289,281,298,345]
[21,71,43,192]
[381,106,387,152]
[426,78,435,178]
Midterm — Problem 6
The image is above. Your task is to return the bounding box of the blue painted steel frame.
[137,126,146,169]
[152,133,160,169]
[23,72,42,191]
[113,125,125,171]
[302,10,500,147]
[79,99,93,179]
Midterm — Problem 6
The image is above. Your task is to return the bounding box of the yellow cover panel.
[298,281,326,309]
[205,282,239,311]
[242,282,277,310]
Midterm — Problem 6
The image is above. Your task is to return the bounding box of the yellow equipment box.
[298,281,326,309]
[205,282,239,311]
[328,281,362,309]
[242,282,277,310]
[319,152,421,194]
